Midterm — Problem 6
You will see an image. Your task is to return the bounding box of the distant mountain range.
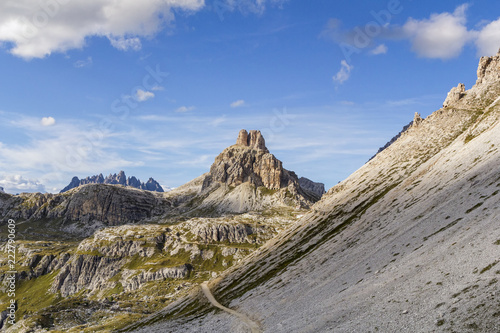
[59,171,164,193]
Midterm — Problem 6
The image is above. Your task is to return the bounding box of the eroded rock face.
[443,83,466,108]
[235,129,268,151]
[50,254,124,297]
[199,129,325,211]
[476,48,500,85]
[204,140,288,190]
[0,184,172,235]
[298,177,326,197]
[121,265,192,292]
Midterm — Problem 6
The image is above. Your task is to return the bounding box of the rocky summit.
[198,129,324,213]
[203,129,296,190]
[60,170,164,193]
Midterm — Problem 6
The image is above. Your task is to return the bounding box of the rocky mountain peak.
[236,129,268,151]
[203,130,287,190]
[443,83,466,108]
[200,130,325,209]
[60,171,164,193]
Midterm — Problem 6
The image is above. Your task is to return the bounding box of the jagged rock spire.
[236,129,267,151]
[443,83,466,108]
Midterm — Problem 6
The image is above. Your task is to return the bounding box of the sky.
[0,0,500,194]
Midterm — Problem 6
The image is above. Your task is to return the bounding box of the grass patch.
[465,202,483,214]
[423,218,462,241]
[0,270,61,321]
[479,261,498,274]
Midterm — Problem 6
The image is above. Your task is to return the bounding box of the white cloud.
[217,0,288,16]
[370,44,388,55]
[475,18,500,56]
[322,5,500,59]
[136,89,155,102]
[333,60,353,84]
[0,112,141,191]
[74,56,92,68]
[109,36,142,51]
[0,174,46,194]
[0,0,205,59]
[151,85,165,91]
[175,106,195,113]
[41,116,56,126]
[230,99,246,108]
[402,4,472,59]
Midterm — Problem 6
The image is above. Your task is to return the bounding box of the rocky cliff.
[298,177,325,197]
[198,129,324,213]
[60,170,164,193]
[0,184,173,238]
[130,50,500,333]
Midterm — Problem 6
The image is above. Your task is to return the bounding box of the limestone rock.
[203,138,287,190]
[0,184,172,236]
[236,129,249,146]
[120,265,192,292]
[198,129,326,212]
[443,83,466,108]
[50,254,125,296]
[412,112,423,127]
[298,177,326,197]
[235,129,268,151]
[476,49,500,85]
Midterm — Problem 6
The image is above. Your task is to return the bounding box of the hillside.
[128,51,500,332]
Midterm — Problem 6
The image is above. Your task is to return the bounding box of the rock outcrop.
[204,130,303,191]
[476,48,500,85]
[121,265,192,292]
[0,184,172,236]
[50,254,125,296]
[443,83,466,108]
[60,171,164,193]
[197,129,324,212]
[298,177,325,197]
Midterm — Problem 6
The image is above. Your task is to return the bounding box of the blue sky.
[0,0,500,194]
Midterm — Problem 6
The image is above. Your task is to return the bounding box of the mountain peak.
[198,129,324,211]
[235,129,268,152]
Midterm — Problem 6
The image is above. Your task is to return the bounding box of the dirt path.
[200,283,261,333]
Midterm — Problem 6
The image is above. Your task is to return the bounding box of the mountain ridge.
[60,170,164,193]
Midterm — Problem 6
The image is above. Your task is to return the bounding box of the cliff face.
[199,129,324,213]
[0,184,172,237]
[203,130,290,190]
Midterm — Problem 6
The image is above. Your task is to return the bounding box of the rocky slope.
[128,50,500,333]
[0,184,173,238]
[60,171,164,193]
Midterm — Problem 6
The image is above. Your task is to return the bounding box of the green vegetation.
[0,270,61,323]
[465,202,484,214]
[479,261,498,274]
[258,186,278,196]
